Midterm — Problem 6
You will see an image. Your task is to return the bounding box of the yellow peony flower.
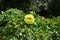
[24,14,35,24]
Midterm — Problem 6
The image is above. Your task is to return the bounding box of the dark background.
[0,0,60,17]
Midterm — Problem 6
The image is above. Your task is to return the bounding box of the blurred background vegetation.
[0,0,60,17]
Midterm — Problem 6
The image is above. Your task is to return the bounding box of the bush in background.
[0,0,60,17]
[0,0,40,12]
[48,0,60,16]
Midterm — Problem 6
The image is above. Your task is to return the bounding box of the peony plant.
[0,8,60,40]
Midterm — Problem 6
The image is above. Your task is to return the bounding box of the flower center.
[27,18,32,20]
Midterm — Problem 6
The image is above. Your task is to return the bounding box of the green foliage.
[0,8,60,40]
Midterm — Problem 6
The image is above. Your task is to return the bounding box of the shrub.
[0,8,60,40]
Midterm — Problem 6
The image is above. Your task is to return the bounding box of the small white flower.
[19,33,22,36]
